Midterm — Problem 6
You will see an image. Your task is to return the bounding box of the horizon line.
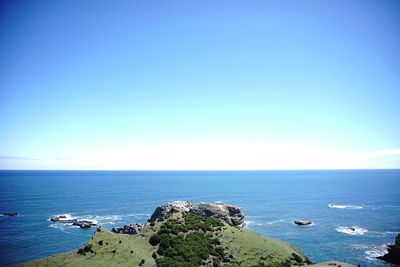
[1,168,399,172]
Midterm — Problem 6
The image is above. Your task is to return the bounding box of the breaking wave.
[328,204,363,209]
[336,226,368,235]
[244,220,264,228]
[365,245,388,260]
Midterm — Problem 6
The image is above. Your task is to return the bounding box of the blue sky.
[0,0,399,169]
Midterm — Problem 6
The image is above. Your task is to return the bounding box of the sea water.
[0,170,399,266]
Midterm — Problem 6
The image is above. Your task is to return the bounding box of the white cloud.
[2,141,399,170]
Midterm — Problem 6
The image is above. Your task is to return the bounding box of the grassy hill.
[18,211,312,267]
[17,208,355,267]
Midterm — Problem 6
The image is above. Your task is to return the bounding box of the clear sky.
[0,0,399,170]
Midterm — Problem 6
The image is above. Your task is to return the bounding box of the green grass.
[17,227,157,267]
[218,224,309,266]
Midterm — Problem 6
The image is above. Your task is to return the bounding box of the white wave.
[125,213,151,218]
[47,214,76,224]
[49,212,152,227]
[336,226,368,235]
[266,219,286,225]
[245,220,255,227]
[328,204,363,209]
[351,244,369,250]
[368,230,398,236]
[244,220,264,228]
[365,245,388,260]
[75,215,124,225]
[49,222,69,232]
[48,213,116,225]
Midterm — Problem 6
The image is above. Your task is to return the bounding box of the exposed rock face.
[191,202,245,227]
[148,200,192,222]
[112,223,145,235]
[294,220,312,226]
[377,233,400,264]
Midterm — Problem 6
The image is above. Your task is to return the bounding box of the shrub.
[98,240,103,246]
[213,259,221,267]
[83,244,93,253]
[150,234,162,246]
[149,212,225,267]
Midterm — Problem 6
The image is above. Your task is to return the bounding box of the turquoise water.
[0,170,399,266]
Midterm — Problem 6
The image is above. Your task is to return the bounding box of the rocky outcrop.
[148,200,192,222]
[191,202,245,227]
[148,200,245,227]
[377,233,400,264]
[112,223,145,235]
[49,215,96,228]
[294,220,312,226]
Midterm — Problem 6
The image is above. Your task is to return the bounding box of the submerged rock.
[50,215,69,222]
[148,200,192,222]
[2,212,18,216]
[191,202,245,227]
[294,220,312,226]
[112,223,145,235]
[72,221,96,228]
[377,233,400,264]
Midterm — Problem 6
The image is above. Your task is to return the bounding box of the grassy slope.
[16,212,355,267]
[18,227,157,267]
[220,225,306,265]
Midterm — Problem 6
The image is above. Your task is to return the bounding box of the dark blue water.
[0,170,399,266]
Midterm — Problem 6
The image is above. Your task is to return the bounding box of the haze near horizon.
[0,0,399,170]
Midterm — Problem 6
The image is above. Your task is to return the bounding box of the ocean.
[0,170,399,266]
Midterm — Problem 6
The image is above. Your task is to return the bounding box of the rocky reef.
[2,212,18,216]
[377,233,400,264]
[294,220,312,226]
[49,215,97,228]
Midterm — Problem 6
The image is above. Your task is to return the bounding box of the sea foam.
[336,226,368,235]
[328,204,363,209]
[365,244,388,260]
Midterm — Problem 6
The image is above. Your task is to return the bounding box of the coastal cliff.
[18,201,355,267]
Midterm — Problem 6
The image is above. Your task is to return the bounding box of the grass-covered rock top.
[17,201,356,267]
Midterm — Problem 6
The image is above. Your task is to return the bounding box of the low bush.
[150,234,162,246]
[149,212,225,266]
[83,244,93,253]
